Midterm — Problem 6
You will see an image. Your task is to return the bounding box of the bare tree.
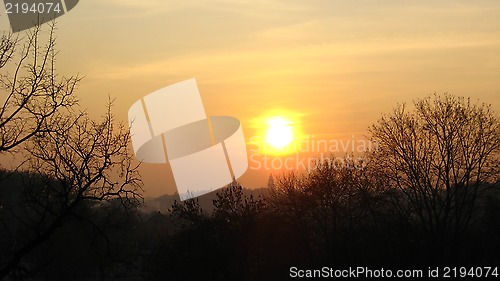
[266,158,388,262]
[0,24,79,155]
[369,93,500,253]
[0,102,142,279]
[212,182,265,223]
[0,26,142,279]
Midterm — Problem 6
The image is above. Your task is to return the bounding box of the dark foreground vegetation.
[0,25,499,281]
[1,168,499,281]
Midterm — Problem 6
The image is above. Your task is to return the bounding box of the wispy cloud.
[61,0,500,133]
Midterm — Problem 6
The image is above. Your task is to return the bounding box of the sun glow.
[265,117,294,148]
[249,110,303,156]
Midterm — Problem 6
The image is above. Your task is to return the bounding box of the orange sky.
[1,0,499,197]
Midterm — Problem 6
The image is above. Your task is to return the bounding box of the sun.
[249,110,302,155]
[265,117,294,149]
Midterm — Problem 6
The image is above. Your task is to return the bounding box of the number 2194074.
[443,267,499,278]
[5,2,62,14]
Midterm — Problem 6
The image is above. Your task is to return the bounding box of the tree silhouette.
[0,25,79,155]
[0,26,142,279]
[369,93,500,263]
[265,158,391,266]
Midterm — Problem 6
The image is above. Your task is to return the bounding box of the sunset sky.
[1,0,499,197]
